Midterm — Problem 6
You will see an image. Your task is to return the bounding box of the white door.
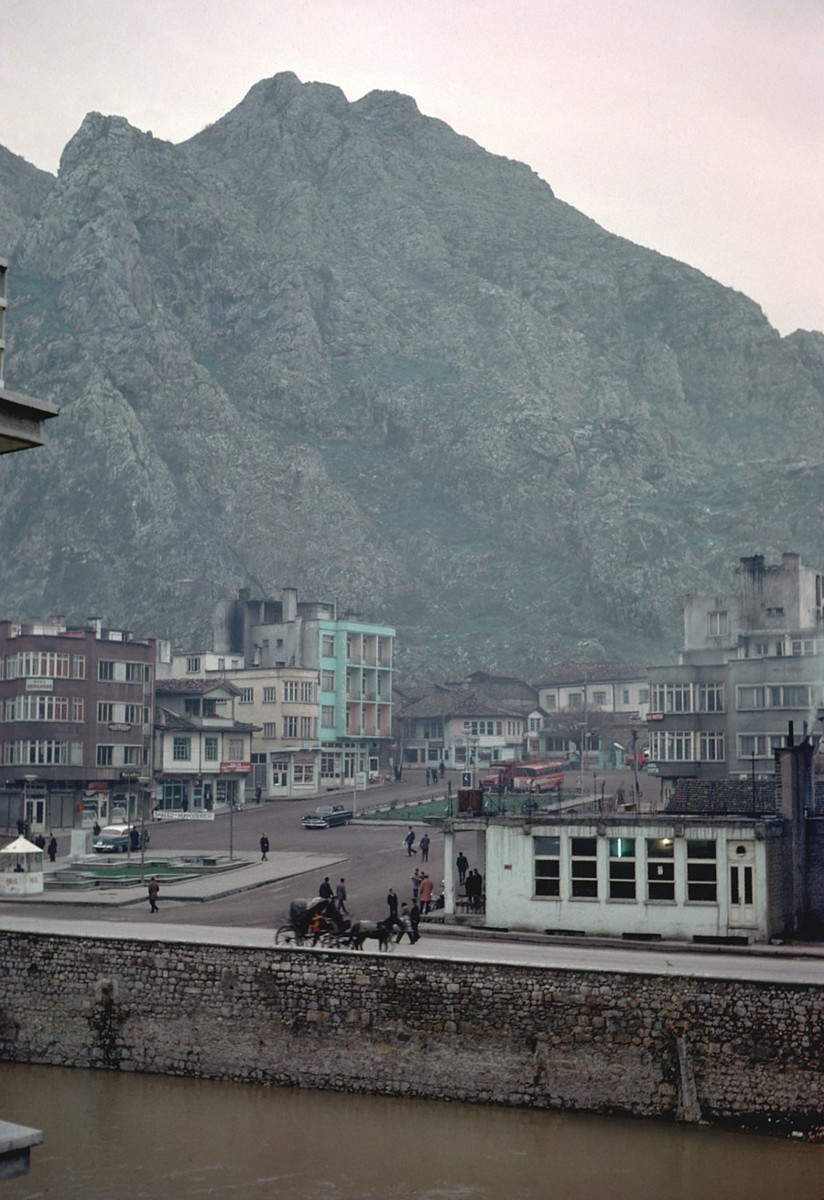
[727,841,756,927]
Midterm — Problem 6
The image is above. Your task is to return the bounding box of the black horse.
[348,918,395,951]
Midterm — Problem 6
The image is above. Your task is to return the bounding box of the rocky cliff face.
[2,72,823,676]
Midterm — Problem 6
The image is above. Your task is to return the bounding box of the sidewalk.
[3,849,348,908]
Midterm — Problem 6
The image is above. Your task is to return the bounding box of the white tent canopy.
[1,836,43,856]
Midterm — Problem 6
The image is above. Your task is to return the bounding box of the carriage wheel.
[275,925,298,945]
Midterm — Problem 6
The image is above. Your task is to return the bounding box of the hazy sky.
[2,0,822,335]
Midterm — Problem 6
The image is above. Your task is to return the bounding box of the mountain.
[1,71,824,678]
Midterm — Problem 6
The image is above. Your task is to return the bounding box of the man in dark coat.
[259,834,270,861]
[456,851,469,886]
[386,888,399,921]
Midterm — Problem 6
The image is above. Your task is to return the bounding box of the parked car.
[301,804,353,830]
[92,824,143,853]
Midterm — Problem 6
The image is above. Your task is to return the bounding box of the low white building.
[443,814,778,942]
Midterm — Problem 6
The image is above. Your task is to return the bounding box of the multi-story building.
[397,685,526,770]
[0,617,154,832]
[154,678,255,813]
[213,588,394,785]
[533,662,651,766]
[647,553,824,797]
[167,653,320,798]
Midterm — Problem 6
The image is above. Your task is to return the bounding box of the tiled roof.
[664,778,776,815]
[156,678,239,696]
[399,686,525,720]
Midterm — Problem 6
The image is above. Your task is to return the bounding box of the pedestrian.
[456,851,469,886]
[419,832,430,861]
[147,876,160,913]
[394,901,415,944]
[259,833,270,861]
[404,827,417,856]
[336,878,348,914]
[409,900,421,943]
[439,761,445,779]
[419,872,434,913]
[130,826,140,852]
[16,818,25,837]
[34,833,46,851]
[386,887,399,921]
[255,785,262,804]
[447,779,452,799]
[410,867,422,903]
[47,835,58,863]
[319,876,333,900]
[93,820,101,836]
[425,766,431,786]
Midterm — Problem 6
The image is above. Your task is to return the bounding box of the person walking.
[259,834,270,861]
[419,832,430,862]
[404,827,417,856]
[47,835,58,863]
[395,902,415,944]
[386,887,399,922]
[456,851,469,886]
[425,766,431,786]
[419,872,434,913]
[335,878,348,914]
[409,900,421,943]
[319,876,333,900]
[147,877,160,913]
[410,867,422,903]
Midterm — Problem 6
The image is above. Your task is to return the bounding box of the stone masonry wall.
[1,931,823,1137]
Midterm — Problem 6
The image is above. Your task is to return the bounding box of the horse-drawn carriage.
[274,898,396,951]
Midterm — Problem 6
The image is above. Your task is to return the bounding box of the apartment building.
[647,553,824,796]
[0,617,154,832]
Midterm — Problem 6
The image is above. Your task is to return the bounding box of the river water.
[3,1063,823,1199]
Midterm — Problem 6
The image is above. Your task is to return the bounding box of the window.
[570,837,598,899]
[72,654,86,679]
[592,691,607,707]
[204,736,219,762]
[294,763,315,785]
[534,836,560,898]
[322,670,335,692]
[97,745,114,766]
[262,723,277,738]
[686,840,717,902]
[321,635,336,657]
[321,752,337,778]
[283,681,299,703]
[263,687,278,703]
[765,606,784,617]
[738,733,785,758]
[321,706,336,729]
[98,702,113,723]
[423,721,443,739]
[567,692,583,709]
[639,688,650,704]
[608,838,636,900]
[186,657,201,673]
[696,683,724,713]
[698,731,725,761]
[299,716,315,739]
[283,716,298,738]
[707,611,728,636]
[300,681,315,703]
[239,687,253,704]
[172,737,191,761]
[125,662,149,683]
[184,699,201,716]
[72,697,85,722]
[123,745,142,765]
[228,738,244,760]
[123,704,146,725]
[545,693,557,709]
[754,642,769,656]
[98,660,114,681]
[737,684,812,710]
[621,689,630,705]
[647,731,694,762]
[646,838,675,901]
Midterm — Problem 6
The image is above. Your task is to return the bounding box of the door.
[728,841,756,927]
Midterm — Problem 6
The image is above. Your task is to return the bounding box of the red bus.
[510,761,564,793]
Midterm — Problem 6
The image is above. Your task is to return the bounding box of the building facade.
[213,588,394,784]
[167,654,321,798]
[397,686,526,769]
[647,554,824,797]
[154,679,255,813]
[0,617,154,832]
[534,662,651,766]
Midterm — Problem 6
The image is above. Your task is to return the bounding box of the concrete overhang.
[0,1118,43,1181]
[0,386,59,454]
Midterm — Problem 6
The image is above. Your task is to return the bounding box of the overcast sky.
[2,0,822,335]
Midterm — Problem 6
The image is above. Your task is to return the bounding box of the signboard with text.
[220,761,251,774]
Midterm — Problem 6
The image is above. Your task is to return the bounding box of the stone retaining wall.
[1,931,822,1137]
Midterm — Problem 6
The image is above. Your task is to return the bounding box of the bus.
[510,761,564,793]
[480,761,518,791]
